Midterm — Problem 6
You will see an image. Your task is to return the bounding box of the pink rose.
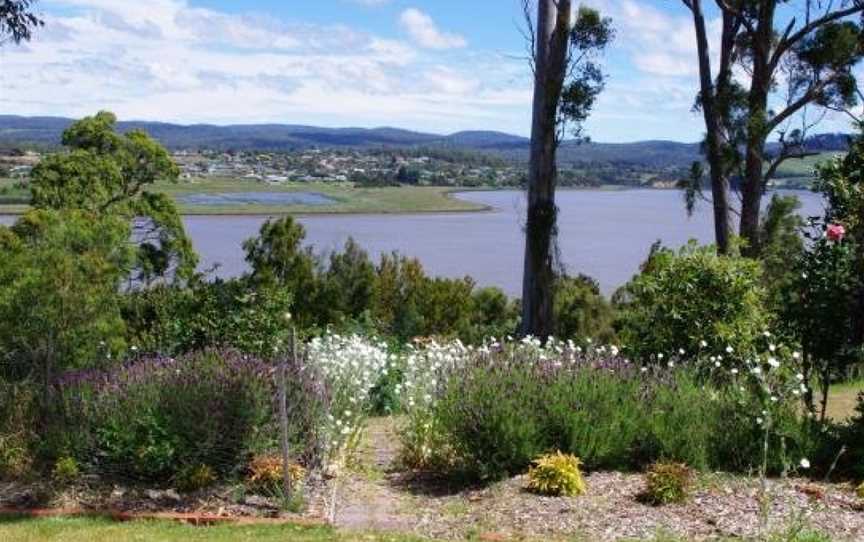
[826,223,846,242]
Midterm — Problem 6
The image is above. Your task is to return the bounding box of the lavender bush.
[398,337,819,480]
[47,349,324,482]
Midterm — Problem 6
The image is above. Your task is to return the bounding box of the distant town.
[0,145,702,192]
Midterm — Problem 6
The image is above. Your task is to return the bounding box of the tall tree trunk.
[739,3,776,258]
[520,0,572,339]
[690,0,732,255]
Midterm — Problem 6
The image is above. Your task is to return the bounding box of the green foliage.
[51,350,277,482]
[30,111,197,283]
[0,209,132,382]
[0,0,43,44]
[760,194,806,313]
[469,287,520,342]
[616,241,770,362]
[641,462,692,505]
[0,380,36,478]
[561,6,614,141]
[418,354,815,480]
[553,274,616,342]
[526,451,586,496]
[318,237,376,325]
[175,463,217,493]
[122,279,293,358]
[51,456,80,484]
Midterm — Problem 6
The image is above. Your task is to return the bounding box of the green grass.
[827,379,864,421]
[771,152,842,180]
[0,516,434,542]
[0,177,487,216]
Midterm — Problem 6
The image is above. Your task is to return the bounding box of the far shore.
[0,179,815,218]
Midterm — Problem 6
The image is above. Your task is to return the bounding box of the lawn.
[0,516,434,542]
[827,379,864,421]
[0,177,488,216]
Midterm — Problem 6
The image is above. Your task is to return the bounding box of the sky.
[0,0,859,143]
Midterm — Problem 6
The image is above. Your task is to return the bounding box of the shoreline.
[0,185,817,218]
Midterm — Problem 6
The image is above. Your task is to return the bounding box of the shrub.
[52,456,80,484]
[554,274,616,343]
[306,334,392,459]
[49,350,290,482]
[0,381,36,478]
[175,464,217,493]
[641,462,692,505]
[123,279,294,358]
[399,338,817,480]
[526,452,586,496]
[246,454,306,493]
[615,241,770,364]
[0,210,132,383]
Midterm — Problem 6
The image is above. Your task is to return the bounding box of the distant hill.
[0,115,850,168]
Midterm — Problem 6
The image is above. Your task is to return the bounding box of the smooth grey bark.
[686,0,734,255]
[520,0,572,339]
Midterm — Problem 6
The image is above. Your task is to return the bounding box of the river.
[0,189,825,296]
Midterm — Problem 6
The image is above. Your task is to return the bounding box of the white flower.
[768,357,780,368]
[726,346,734,354]
[800,458,810,469]
[678,348,686,355]
[731,368,739,375]
[796,373,805,381]
[667,361,675,368]
[756,417,764,425]
[769,344,776,352]
[699,340,708,348]
[792,352,801,360]
[657,353,664,360]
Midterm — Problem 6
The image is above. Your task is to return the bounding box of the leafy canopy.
[30,111,197,283]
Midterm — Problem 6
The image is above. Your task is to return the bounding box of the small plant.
[526,451,586,497]
[641,461,693,505]
[52,456,80,484]
[856,481,864,500]
[175,463,216,493]
[246,454,306,492]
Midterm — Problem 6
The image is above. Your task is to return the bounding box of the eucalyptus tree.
[0,0,42,45]
[681,0,864,256]
[30,111,198,284]
[520,0,613,339]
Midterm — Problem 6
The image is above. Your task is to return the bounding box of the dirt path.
[332,417,420,533]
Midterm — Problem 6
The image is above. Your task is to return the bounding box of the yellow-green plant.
[526,451,586,496]
[246,455,306,492]
[175,464,216,493]
[642,461,692,505]
[52,456,80,484]
[856,481,864,500]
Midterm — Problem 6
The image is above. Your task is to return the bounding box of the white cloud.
[399,8,466,50]
[0,0,525,135]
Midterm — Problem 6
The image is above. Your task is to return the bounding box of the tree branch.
[771,2,864,68]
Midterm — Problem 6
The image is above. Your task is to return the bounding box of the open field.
[0,177,488,216]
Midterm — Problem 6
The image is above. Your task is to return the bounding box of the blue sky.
[0,0,857,142]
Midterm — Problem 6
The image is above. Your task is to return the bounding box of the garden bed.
[331,419,864,542]
[3,417,864,541]
[0,477,330,524]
